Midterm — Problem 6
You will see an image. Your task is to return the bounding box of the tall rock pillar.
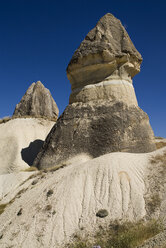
[34,13,156,169]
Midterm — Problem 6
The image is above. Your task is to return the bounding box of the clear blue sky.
[0,0,165,137]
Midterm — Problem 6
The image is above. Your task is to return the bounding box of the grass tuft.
[22,166,38,172]
[155,142,166,150]
[0,203,8,215]
[67,220,162,248]
[150,151,166,164]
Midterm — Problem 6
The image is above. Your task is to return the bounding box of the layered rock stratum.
[13,81,59,120]
[34,13,156,169]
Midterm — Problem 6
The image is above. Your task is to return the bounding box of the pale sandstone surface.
[0,172,36,200]
[0,118,54,174]
[69,79,138,105]
[1,148,166,248]
[13,81,59,120]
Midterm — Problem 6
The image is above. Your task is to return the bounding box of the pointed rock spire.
[13,81,59,120]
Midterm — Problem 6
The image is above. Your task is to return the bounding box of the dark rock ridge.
[13,81,59,120]
[34,13,156,169]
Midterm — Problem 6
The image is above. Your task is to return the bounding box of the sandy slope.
[0,172,36,200]
[0,118,54,174]
[1,149,165,248]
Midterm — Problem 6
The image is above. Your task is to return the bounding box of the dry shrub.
[150,151,166,164]
[22,166,38,172]
[42,163,67,173]
[156,142,166,150]
[0,203,8,215]
[0,116,11,124]
[155,136,164,140]
[67,220,162,248]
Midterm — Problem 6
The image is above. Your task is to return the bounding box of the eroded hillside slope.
[1,148,166,248]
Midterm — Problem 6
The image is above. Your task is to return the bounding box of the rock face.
[67,13,142,105]
[0,152,150,247]
[2,149,166,248]
[0,118,55,174]
[34,13,156,169]
[13,81,59,120]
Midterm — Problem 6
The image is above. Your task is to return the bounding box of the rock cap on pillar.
[67,13,142,104]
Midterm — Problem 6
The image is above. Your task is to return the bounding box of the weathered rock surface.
[1,148,166,248]
[34,13,156,169]
[34,101,155,169]
[13,81,59,120]
[0,118,54,174]
[0,152,150,247]
[67,13,142,104]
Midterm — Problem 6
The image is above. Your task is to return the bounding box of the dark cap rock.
[67,13,142,91]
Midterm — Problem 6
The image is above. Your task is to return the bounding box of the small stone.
[96,209,109,218]
[52,210,56,215]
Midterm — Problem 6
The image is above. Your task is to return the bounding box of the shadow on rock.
[21,139,44,166]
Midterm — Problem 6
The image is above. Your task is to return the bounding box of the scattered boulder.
[34,13,156,170]
[96,209,109,218]
[13,81,59,120]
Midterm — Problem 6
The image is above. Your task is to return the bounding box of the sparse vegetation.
[45,205,52,211]
[0,116,11,124]
[0,203,8,215]
[0,188,28,216]
[155,136,164,140]
[0,115,57,125]
[52,210,56,215]
[150,151,166,165]
[145,151,166,216]
[67,220,162,248]
[43,163,67,173]
[17,208,23,216]
[147,194,161,213]
[155,142,166,150]
[22,166,38,172]
[47,189,54,197]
